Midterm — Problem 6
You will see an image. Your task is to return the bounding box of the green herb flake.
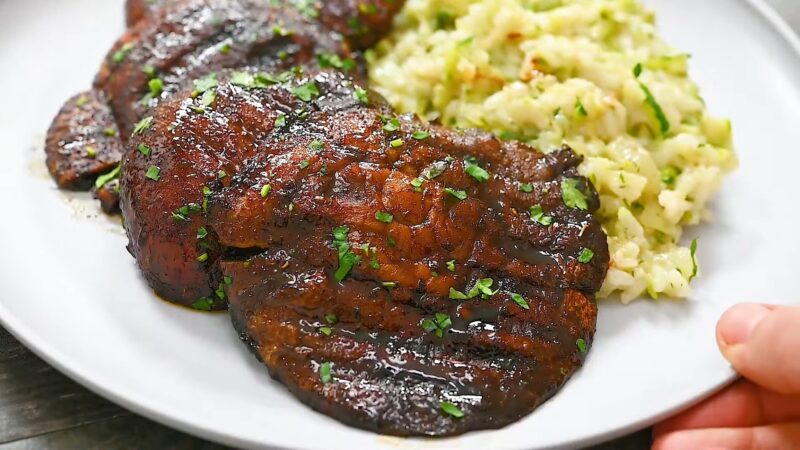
[85,146,97,158]
[201,89,216,107]
[75,96,89,107]
[143,66,157,78]
[354,86,369,104]
[332,226,361,282]
[529,204,553,226]
[218,170,227,179]
[299,160,310,169]
[382,117,401,133]
[319,326,332,336]
[689,238,699,281]
[410,177,424,192]
[375,211,394,223]
[193,73,218,94]
[319,361,332,384]
[561,179,589,210]
[464,156,490,183]
[446,260,456,272]
[132,116,154,135]
[197,253,209,263]
[450,278,497,300]
[325,313,338,324]
[191,298,214,311]
[510,293,530,310]
[260,184,272,198]
[94,164,122,189]
[412,130,431,140]
[421,313,452,338]
[578,248,595,264]
[444,187,467,200]
[440,402,464,418]
[576,338,588,353]
[219,41,231,54]
[519,182,534,193]
[274,113,286,128]
[104,127,117,137]
[633,63,643,78]
[575,98,588,117]
[390,138,404,148]
[145,165,161,181]
[148,78,164,97]
[196,227,208,240]
[381,281,397,289]
[317,53,356,71]
[111,42,135,63]
[292,81,320,102]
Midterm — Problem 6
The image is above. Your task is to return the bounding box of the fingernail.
[718,303,771,347]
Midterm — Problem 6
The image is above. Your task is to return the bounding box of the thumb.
[717,303,800,394]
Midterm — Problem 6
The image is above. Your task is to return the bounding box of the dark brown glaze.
[47,0,401,200]
[94,180,122,214]
[120,68,609,434]
[45,90,124,191]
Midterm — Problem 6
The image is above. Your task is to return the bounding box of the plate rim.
[1,0,798,448]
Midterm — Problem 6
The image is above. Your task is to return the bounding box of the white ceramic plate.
[1,0,799,449]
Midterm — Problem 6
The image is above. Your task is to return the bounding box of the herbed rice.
[367,0,737,303]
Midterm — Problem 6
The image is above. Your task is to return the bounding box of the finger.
[653,379,800,436]
[717,303,800,394]
[652,422,800,450]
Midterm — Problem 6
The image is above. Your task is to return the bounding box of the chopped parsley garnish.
[578,248,595,263]
[390,138,404,148]
[319,361,332,384]
[325,313,338,324]
[292,81,320,102]
[230,71,285,89]
[449,278,497,300]
[381,115,401,133]
[191,298,214,311]
[575,98,588,117]
[519,182,534,193]
[196,227,208,239]
[197,253,209,262]
[421,313,452,338]
[446,260,456,272]
[387,236,396,247]
[689,238,699,281]
[173,203,201,222]
[111,42,135,63]
[375,211,394,223]
[381,281,397,289]
[435,11,456,30]
[193,73,218,95]
[145,165,161,181]
[410,177,424,192]
[510,292,530,310]
[104,127,117,137]
[576,338,588,353]
[148,78,164,97]
[85,146,97,158]
[295,0,319,19]
[260,184,272,198]
[202,186,212,211]
[319,326,332,336]
[218,170,227,179]
[444,187,467,200]
[274,113,286,128]
[423,161,447,180]
[201,89,216,107]
[412,130,431,140]
[332,226,361,282]
[561,179,588,210]
[354,86,369,104]
[440,402,464,418]
[219,41,231,54]
[529,204,553,226]
[132,116,154,135]
[464,156,490,183]
[317,53,356,71]
[94,164,121,189]
[299,160,310,169]
[143,66,157,78]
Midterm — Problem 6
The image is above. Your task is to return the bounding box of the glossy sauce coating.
[122,69,609,435]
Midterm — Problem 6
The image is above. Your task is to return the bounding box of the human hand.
[652,303,800,449]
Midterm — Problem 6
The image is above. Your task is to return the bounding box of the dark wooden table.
[3,1,797,448]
